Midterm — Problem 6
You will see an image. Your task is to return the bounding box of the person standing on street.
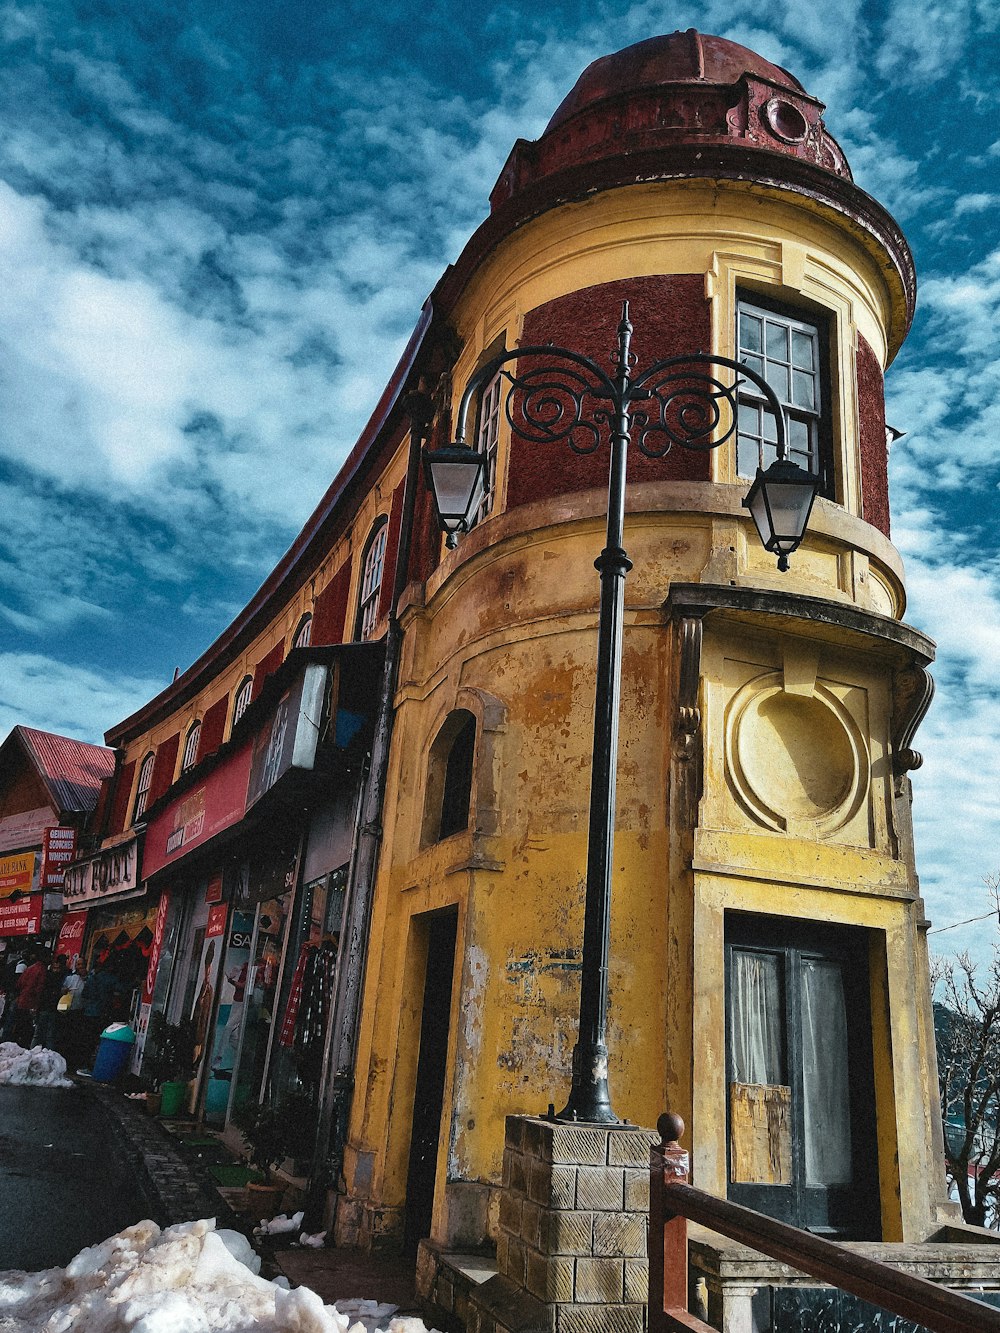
[60,958,88,1067]
[34,954,69,1051]
[78,957,117,1071]
[11,947,46,1048]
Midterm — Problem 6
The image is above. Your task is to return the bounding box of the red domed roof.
[488,29,851,214]
[546,31,806,131]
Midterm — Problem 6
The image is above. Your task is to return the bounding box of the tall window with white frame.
[132,752,155,823]
[293,614,312,648]
[355,520,388,641]
[736,296,831,497]
[470,370,502,528]
[181,720,201,773]
[232,676,253,730]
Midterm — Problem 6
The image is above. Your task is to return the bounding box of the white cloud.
[0,653,164,742]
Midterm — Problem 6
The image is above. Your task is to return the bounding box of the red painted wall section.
[857,334,890,538]
[196,694,229,762]
[107,759,136,836]
[148,733,179,807]
[410,475,441,585]
[312,559,352,645]
[377,479,406,621]
[251,641,286,701]
[506,276,712,511]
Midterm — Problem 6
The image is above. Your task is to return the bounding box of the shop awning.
[143,643,385,879]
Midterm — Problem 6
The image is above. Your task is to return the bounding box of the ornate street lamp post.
[424,301,817,1123]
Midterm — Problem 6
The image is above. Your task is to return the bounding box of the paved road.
[0,1082,152,1271]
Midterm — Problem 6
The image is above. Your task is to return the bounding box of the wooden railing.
[648,1113,1000,1333]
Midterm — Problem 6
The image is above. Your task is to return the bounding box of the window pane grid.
[133,754,155,822]
[358,525,388,641]
[471,372,502,527]
[737,300,821,479]
[182,723,201,772]
[232,677,253,728]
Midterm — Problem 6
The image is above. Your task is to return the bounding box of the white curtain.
[730,951,783,1085]
[800,959,852,1185]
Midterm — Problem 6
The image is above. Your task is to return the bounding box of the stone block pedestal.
[467,1115,658,1333]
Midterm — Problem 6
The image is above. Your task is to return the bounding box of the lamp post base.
[554,1039,621,1124]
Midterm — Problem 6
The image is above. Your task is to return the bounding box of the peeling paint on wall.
[449,943,489,1177]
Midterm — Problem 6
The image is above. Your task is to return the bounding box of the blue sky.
[0,0,996,959]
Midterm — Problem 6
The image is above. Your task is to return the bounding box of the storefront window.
[229,894,293,1115]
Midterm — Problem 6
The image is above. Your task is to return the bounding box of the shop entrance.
[403,909,458,1255]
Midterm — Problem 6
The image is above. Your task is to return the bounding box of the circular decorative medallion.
[763,97,809,144]
[726,674,868,835]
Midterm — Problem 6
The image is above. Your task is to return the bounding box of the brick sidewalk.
[83,1081,420,1312]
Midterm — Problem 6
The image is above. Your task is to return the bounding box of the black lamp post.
[425,301,817,1123]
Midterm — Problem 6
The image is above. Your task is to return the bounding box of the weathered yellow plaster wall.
[344,168,945,1249]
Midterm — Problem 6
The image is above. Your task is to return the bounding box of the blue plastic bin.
[92,1023,135,1083]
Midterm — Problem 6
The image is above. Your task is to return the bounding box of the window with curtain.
[725,915,878,1239]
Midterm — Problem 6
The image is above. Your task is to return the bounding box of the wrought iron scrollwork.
[454,335,785,462]
[631,358,747,458]
[498,362,607,455]
[455,343,617,457]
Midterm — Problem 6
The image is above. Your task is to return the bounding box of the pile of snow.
[0,1217,439,1333]
[0,1041,73,1088]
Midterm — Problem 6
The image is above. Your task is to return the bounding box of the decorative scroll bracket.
[891,662,935,782]
[675,615,704,762]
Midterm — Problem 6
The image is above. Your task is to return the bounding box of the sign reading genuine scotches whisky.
[63,835,139,905]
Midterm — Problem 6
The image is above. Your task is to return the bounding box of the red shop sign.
[206,902,228,939]
[0,893,43,937]
[143,742,252,879]
[55,910,87,959]
[41,826,77,889]
[143,891,171,1004]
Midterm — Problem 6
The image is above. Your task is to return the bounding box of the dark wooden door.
[403,910,458,1254]
[725,913,880,1239]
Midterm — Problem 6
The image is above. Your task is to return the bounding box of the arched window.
[232,675,253,731]
[470,370,502,527]
[355,518,388,641]
[423,710,477,844]
[181,720,202,773]
[132,753,155,823]
[293,614,312,648]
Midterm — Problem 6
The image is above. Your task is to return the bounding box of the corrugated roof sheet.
[17,726,115,814]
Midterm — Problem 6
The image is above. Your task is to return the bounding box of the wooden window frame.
[181,720,202,773]
[355,518,388,642]
[132,752,155,823]
[736,292,835,499]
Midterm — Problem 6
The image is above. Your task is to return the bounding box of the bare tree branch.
[934,875,1000,1228]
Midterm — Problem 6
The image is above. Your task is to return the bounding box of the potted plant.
[233,1091,317,1218]
[144,1013,196,1117]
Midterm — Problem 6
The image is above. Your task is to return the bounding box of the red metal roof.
[14,726,115,814]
